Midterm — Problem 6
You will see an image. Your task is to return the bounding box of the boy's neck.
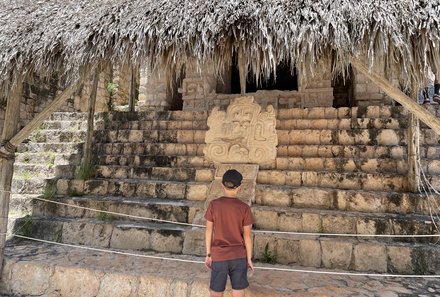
[224,190,238,198]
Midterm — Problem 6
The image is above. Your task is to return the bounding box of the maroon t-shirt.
[204,196,254,261]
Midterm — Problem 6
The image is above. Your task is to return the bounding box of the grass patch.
[97,210,115,221]
[261,243,277,264]
[67,188,84,197]
[76,164,95,180]
[17,170,35,180]
[42,183,57,200]
[22,153,31,163]
[45,152,56,169]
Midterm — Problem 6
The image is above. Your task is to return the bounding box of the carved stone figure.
[204,96,277,164]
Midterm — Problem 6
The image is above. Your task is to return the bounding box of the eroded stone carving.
[204,96,277,164]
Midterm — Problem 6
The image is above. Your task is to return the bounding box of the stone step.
[276,106,409,120]
[37,120,88,130]
[94,165,213,182]
[48,112,88,121]
[15,152,81,166]
[17,143,83,154]
[11,178,49,195]
[25,130,86,143]
[12,216,440,274]
[56,179,210,201]
[3,242,437,297]
[31,196,437,243]
[95,143,204,157]
[13,164,70,179]
[96,154,213,168]
[32,196,202,225]
[93,129,206,144]
[255,185,439,216]
[95,119,208,131]
[276,117,408,130]
[95,110,209,122]
[258,170,408,192]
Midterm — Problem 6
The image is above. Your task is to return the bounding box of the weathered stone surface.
[52,266,101,297]
[9,262,53,296]
[299,239,321,267]
[204,96,277,164]
[97,273,138,297]
[110,227,151,250]
[62,221,113,247]
[321,240,353,270]
[354,243,387,272]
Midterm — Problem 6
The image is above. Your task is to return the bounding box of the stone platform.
[1,241,439,297]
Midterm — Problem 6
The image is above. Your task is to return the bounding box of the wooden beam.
[0,75,23,275]
[350,58,440,135]
[129,65,137,112]
[82,67,100,170]
[238,48,246,95]
[4,78,82,150]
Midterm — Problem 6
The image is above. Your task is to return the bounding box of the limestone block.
[299,239,322,267]
[301,172,318,187]
[276,238,300,264]
[322,215,355,234]
[277,145,288,157]
[285,171,301,186]
[338,173,362,190]
[303,130,321,145]
[353,243,387,272]
[267,171,286,185]
[338,130,355,145]
[177,130,194,143]
[85,180,109,195]
[275,158,289,170]
[136,183,156,197]
[194,130,206,143]
[302,213,321,233]
[150,230,184,253]
[188,281,211,297]
[182,228,206,256]
[428,160,440,174]
[347,192,384,213]
[120,182,136,197]
[288,130,305,144]
[303,158,324,171]
[253,234,277,261]
[57,179,69,195]
[277,212,302,232]
[287,145,303,157]
[187,184,208,201]
[360,159,379,173]
[319,130,333,145]
[253,208,278,230]
[52,266,101,297]
[292,188,331,209]
[10,262,53,296]
[387,246,413,274]
[110,227,151,250]
[70,180,85,195]
[277,130,290,145]
[97,273,138,297]
[321,240,353,270]
[295,119,310,129]
[354,130,370,145]
[195,169,214,182]
[255,187,291,207]
[62,221,113,247]
[356,219,377,235]
[377,130,399,146]
[138,275,172,297]
[157,183,186,199]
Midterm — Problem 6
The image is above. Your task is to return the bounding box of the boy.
[204,169,254,297]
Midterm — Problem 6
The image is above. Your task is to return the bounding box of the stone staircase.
[9,112,86,230]
[10,105,440,290]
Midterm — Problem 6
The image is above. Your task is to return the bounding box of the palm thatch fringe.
[0,0,439,96]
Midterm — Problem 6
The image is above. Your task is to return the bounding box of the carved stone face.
[204,96,278,164]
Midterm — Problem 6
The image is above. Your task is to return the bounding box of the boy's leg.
[210,261,228,297]
[232,289,245,297]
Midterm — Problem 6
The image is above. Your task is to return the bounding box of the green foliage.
[17,170,35,180]
[17,217,33,237]
[76,163,95,180]
[106,82,118,94]
[29,128,43,143]
[22,152,31,163]
[97,210,115,221]
[42,183,57,200]
[261,243,277,264]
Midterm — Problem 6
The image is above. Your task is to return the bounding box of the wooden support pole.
[0,75,23,274]
[407,113,420,192]
[82,67,100,170]
[129,65,137,112]
[350,58,440,135]
[238,48,246,95]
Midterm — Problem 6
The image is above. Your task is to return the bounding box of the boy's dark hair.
[222,169,243,189]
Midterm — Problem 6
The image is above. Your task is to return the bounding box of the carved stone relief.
[204,96,278,164]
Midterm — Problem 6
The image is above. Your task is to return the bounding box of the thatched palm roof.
[0,0,439,94]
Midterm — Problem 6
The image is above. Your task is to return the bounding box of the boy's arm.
[243,224,254,270]
[205,220,214,269]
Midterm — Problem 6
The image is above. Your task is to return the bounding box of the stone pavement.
[0,241,439,297]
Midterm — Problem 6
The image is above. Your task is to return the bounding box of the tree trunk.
[0,76,23,275]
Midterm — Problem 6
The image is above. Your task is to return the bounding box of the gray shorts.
[210,258,249,292]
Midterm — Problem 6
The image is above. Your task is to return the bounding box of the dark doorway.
[169,69,184,111]
[230,57,298,94]
[332,66,354,108]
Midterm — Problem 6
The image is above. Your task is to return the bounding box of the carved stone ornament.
[204,96,278,164]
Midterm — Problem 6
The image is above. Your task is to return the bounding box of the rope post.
[129,64,137,112]
[408,111,420,193]
[0,75,23,275]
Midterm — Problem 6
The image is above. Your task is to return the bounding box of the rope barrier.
[13,234,440,278]
[31,196,440,238]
